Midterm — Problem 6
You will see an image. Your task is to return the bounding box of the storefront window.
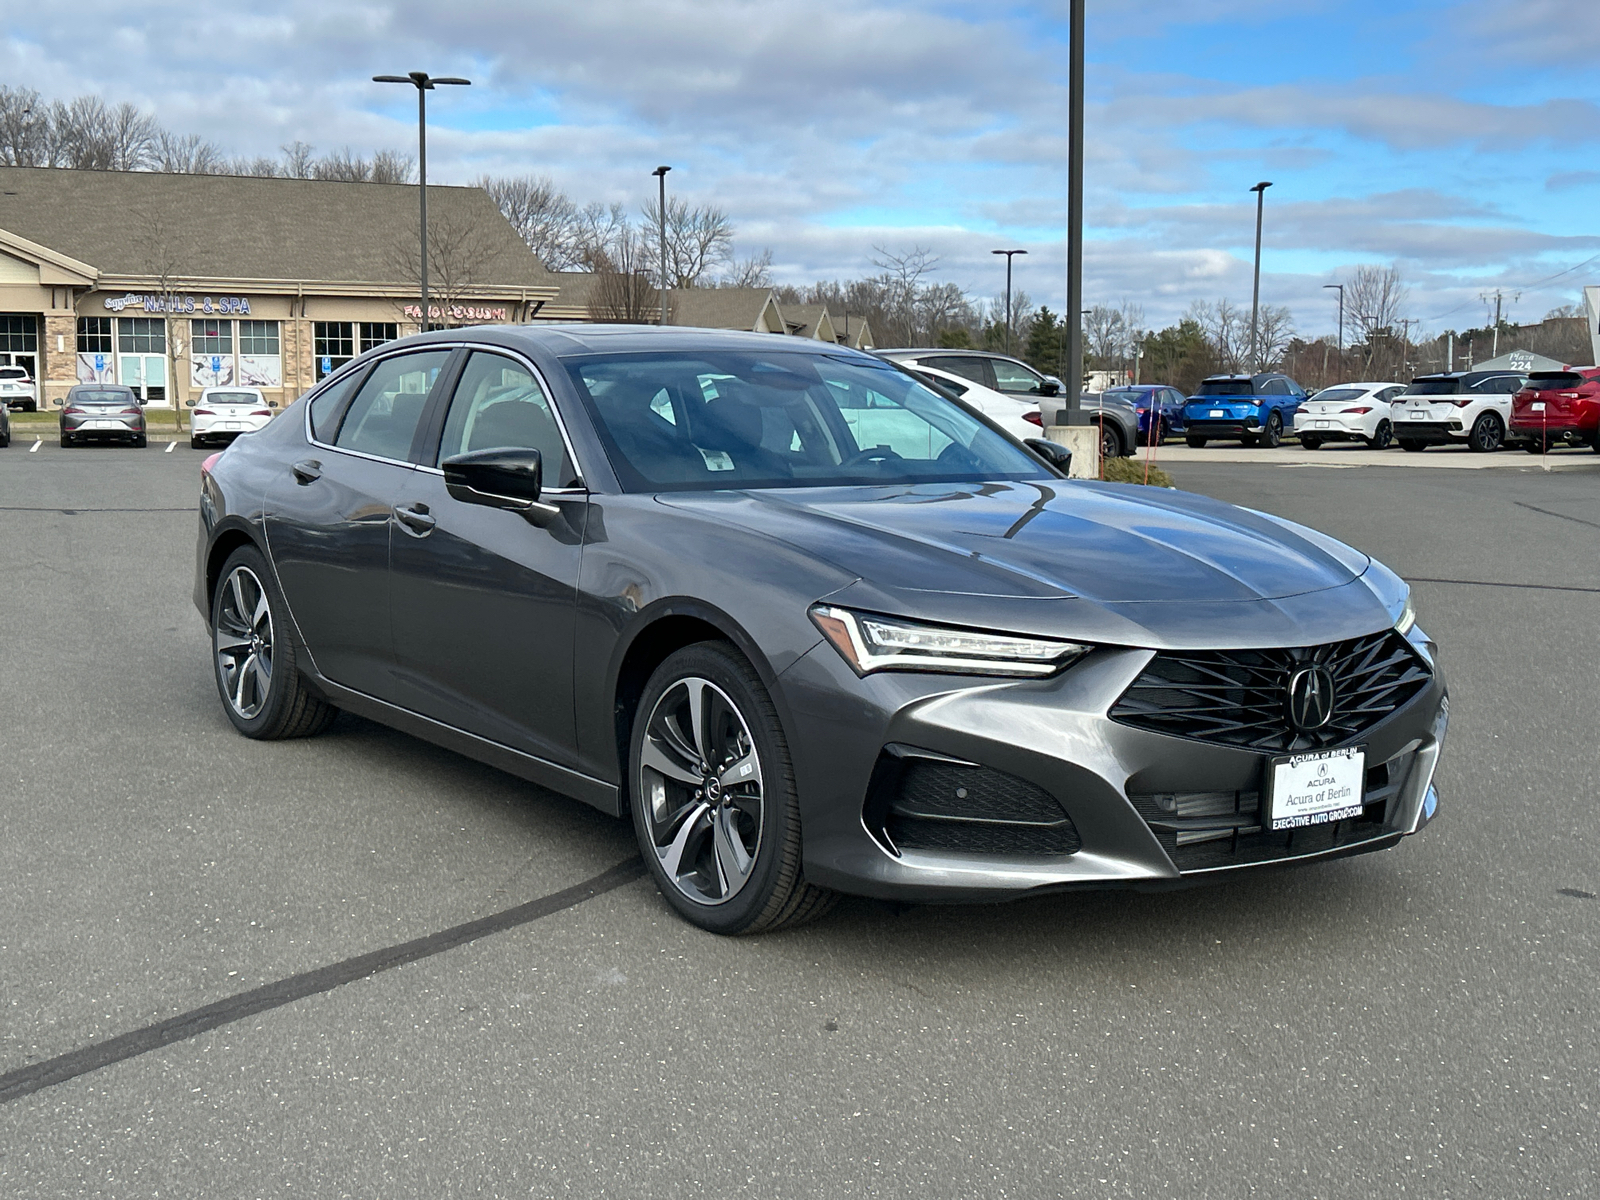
[1,313,39,380]
[77,317,113,354]
[314,321,355,380]
[359,322,398,353]
[191,319,235,388]
[191,319,233,355]
[117,317,166,354]
[237,320,283,388]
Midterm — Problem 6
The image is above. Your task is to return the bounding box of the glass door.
[119,354,167,404]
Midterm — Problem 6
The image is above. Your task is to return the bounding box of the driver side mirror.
[185,399,197,408]
[1024,437,1073,475]
[268,401,279,409]
[442,447,561,525]
[1037,380,1061,397]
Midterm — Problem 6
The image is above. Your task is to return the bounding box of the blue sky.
[1,0,1595,335]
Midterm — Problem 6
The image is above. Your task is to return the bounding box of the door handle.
[291,459,322,484]
[393,502,437,536]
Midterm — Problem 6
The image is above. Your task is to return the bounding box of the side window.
[334,350,451,461]
[1503,376,1525,393]
[921,356,988,388]
[308,370,361,443]
[991,358,1044,394]
[914,370,968,397]
[1260,378,1288,396]
[437,352,574,486]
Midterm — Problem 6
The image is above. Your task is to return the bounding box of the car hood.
[659,480,1389,650]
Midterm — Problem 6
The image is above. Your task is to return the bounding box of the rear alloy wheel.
[1300,435,1323,450]
[1185,435,1207,449]
[1398,439,1427,452]
[212,545,338,740]
[1100,422,1124,461]
[1467,412,1504,452]
[630,642,834,935]
[1258,410,1283,449]
[1367,420,1393,450]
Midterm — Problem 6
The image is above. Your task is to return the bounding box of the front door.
[262,348,452,699]
[119,354,167,405]
[388,350,586,767]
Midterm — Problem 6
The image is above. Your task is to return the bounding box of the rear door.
[263,348,453,699]
[387,349,588,766]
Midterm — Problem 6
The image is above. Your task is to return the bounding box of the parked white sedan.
[1294,381,1404,449]
[188,387,277,449]
[904,364,1044,443]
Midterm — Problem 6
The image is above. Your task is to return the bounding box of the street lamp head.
[372,74,413,84]
[652,165,671,178]
[373,72,471,89]
[992,248,1028,256]
[1250,180,1273,193]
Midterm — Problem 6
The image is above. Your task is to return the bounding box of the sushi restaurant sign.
[403,303,508,324]
[104,293,253,314]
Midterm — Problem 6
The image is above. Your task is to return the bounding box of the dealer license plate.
[1409,410,1426,419]
[1531,402,1546,412]
[1315,420,1330,428]
[86,419,122,430]
[223,421,243,429]
[1267,746,1365,831]
[1210,409,1224,417]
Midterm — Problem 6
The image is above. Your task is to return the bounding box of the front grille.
[865,752,1081,858]
[1109,631,1429,753]
[1129,753,1411,872]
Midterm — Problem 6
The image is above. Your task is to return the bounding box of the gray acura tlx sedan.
[193,326,1448,934]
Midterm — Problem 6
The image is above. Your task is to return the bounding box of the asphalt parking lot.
[2,445,1597,1199]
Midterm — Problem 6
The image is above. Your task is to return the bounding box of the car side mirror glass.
[268,401,279,409]
[443,447,552,519]
[185,399,197,408]
[1038,380,1061,396]
[1024,437,1072,475]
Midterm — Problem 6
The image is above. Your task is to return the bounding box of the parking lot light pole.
[1248,180,1272,371]
[653,166,671,326]
[373,71,471,332]
[992,249,1027,354]
[1323,282,1344,374]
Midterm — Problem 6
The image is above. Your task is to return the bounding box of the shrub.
[1100,455,1175,488]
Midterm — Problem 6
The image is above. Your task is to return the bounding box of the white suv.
[1392,371,1526,452]
[188,386,277,449]
[0,367,38,411]
[1293,381,1403,449]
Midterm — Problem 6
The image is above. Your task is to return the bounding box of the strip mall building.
[0,166,558,408]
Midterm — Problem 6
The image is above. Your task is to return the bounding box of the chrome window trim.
[302,341,586,485]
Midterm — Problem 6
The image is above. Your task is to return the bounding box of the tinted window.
[70,389,134,406]
[919,356,990,388]
[1260,378,1288,395]
[1403,378,1461,396]
[913,370,969,397]
[206,391,261,406]
[1195,379,1254,396]
[1313,387,1366,403]
[438,352,575,486]
[1498,376,1526,393]
[564,350,1045,492]
[0,367,26,379]
[309,371,362,443]
[334,350,450,461]
[1379,387,1403,402]
[991,358,1044,394]
[1527,373,1582,390]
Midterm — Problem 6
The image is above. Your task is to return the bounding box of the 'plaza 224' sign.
[104,293,253,314]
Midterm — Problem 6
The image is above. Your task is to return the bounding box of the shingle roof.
[780,302,831,339]
[666,287,780,331]
[0,166,554,289]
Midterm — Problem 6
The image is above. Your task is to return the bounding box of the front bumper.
[781,634,1447,902]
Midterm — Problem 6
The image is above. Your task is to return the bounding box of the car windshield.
[1403,378,1461,396]
[1194,379,1254,396]
[1312,388,1368,403]
[564,350,1048,492]
[206,391,260,405]
[0,368,27,379]
[72,390,133,406]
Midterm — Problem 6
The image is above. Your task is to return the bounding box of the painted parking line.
[165,440,176,453]
[29,438,40,453]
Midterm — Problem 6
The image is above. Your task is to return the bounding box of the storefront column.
[41,313,76,408]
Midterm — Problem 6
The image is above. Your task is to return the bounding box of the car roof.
[876,348,1037,368]
[393,323,887,361]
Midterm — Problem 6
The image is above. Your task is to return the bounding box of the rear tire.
[628,641,835,935]
[1467,412,1504,452]
[1299,436,1323,450]
[1398,439,1427,452]
[211,544,338,740]
[1259,410,1283,448]
[58,434,69,448]
[1185,435,1207,448]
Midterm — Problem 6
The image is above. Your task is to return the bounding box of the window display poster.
[238,355,282,388]
[192,353,235,388]
[77,352,114,384]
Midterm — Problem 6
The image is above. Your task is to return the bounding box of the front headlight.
[809,605,1091,678]
[1394,593,1416,636]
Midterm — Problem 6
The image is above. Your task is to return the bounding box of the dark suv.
[1182,373,1308,448]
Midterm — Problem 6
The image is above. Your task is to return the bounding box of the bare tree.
[1254,303,1296,368]
[718,248,774,289]
[1084,304,1126,369]
[228,154,281,177]
[642,196,735,288]
[870,245,939,345]
[1344,265,1407,346]
[0,86,50,166]
[386,209,502,326]
[49,96,159,170]
[155,130,225,174]
[1190,298,1250,373]
[572,201,633,268]
[278,140,317,179]
[479,174,583,269]
[370,148,414,184]
[587,225,660,323]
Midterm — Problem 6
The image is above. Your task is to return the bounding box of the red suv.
[1511,368,1600,453]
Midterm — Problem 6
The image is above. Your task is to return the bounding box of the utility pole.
[653,166,671,326]
[1248,181,1272,371]
[1064,0,1085,416]
[1398,318,1415,379]
[1446,330,1454,373]
[1479,289,1520,359]
[1323,282,1344,379]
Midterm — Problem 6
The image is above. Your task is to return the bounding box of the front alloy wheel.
[215,565,274,720]
[630,642,834,934]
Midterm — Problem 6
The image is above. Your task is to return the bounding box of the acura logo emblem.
[1286,664,1336,731]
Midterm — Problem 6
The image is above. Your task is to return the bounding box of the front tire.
[1099,422,1124,461]
[1367,419,1393,450]
[1468,412,1504,452]
[629,642,834,935]
[211,545,338,740]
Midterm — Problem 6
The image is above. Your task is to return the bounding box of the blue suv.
[1103,384,1189,446]
[1182,373,1308,448]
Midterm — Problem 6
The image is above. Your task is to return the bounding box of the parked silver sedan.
[59,384,147,448]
